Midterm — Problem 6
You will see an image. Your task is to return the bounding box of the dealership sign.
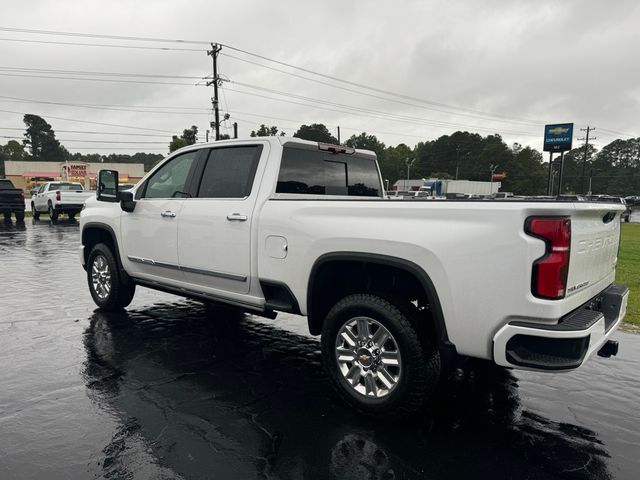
[61,163,88,179]
[543,123,573,152]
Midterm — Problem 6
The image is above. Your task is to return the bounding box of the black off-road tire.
[31,203,40,220]
[321,294,440,419]
[48,202,58,221]
[87,243,136,311]
[15,210,25,222]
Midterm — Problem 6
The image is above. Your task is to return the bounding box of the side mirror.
[118,190,136,213]
[97,170,119,202]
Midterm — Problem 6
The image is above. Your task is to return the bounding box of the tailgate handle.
[602,212,616,223]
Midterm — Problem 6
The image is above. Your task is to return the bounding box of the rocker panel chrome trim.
[127,255,247,282]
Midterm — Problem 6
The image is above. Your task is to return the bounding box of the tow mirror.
[97,170,119,202]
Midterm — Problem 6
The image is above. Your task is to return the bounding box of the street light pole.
[405,158,415,190]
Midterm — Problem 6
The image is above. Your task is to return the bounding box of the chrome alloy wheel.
[91,255,112,300]
[335,316,402,398]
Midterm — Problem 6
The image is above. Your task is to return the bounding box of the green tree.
[590,138,640,195]
[345,132,386,158]
[22,114,67,161]
[3,140,26,161]
[250,124,285,137]
[169,125,198,152]
[501,145,546,195]
[293,124,337,144]
[381,143,414,186]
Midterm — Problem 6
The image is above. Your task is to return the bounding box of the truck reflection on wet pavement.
[1,221,639,479]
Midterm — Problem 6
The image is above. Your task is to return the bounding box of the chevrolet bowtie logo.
[359,354,371,362]
[548,127,570,135]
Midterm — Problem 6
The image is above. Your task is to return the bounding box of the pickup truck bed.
[78,137,629,418]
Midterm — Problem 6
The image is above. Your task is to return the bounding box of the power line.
[0,135,166,144]
[0,27,544,124]
[0,127,168,137]
[220,44,545,125]
[221,52,542,127]
[0,66,203,80]
[0,37,203,51]
[0,72,194,86]
[0,108,175,133]
[223,86,540,136]
[0,27,210,45]
[0,96,210,116]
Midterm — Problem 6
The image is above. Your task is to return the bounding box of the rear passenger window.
[197,146,263,198]
[276,147,381,197]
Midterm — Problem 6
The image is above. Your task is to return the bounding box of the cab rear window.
[276,147,381,197]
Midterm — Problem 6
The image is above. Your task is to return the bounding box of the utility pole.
[233,122,238,139]
[405,158,415,191]
[546,152,554,195]
[557,151,565,196]
[206,43,222,141]
[489,164,498,192]
[578,126,595,194]
[337,126,341,144]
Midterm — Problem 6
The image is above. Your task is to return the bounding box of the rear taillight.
[525,216,571,300]
[56,191,61,201]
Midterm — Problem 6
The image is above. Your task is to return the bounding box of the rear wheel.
[31,203,39,220]
[321,294,440,418]
[87,243,135,310]
[48,203,58,221]
[15,210,25,222]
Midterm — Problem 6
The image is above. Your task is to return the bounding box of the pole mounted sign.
[543,123,573,152]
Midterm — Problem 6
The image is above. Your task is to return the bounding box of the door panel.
[178,144,266,295]
[121,198,185,282]
[121,150,199,283]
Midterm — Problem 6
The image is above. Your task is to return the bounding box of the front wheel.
[31,203,39,220]
[321,294,440,419]
[87,243,136,310]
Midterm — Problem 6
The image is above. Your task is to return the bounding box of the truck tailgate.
[566,204,623,299]
[60,191,93,203]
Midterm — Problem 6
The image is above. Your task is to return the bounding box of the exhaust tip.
[597,340,619,358]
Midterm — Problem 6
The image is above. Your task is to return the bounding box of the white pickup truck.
[32,181,94,221]
[79,137,629,417]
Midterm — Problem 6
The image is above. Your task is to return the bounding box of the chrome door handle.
[226,213,248,221]
[161,211,176,218]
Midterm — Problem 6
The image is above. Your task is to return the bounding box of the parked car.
[587,196,631,222]
[31,181,94,221]
[624,195,639,207]
[0,179,25,222]
[79,137,628,418]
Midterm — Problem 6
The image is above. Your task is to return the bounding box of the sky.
[0,0,639,156]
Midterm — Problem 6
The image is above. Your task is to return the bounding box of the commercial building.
[4,161,145,194]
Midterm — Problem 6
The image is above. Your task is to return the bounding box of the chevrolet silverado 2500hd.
[79,137,629,417]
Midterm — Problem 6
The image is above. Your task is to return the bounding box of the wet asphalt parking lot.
[1,219,639,480]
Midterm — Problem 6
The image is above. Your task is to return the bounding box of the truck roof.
[170,136,377,158]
